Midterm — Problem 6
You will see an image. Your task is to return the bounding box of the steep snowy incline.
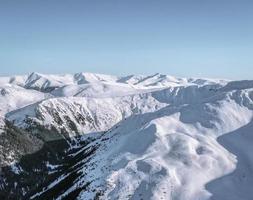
[6,82,227,139]
[28,86,253,200]
[0,72,225,168]
[1,72,253,200]
[7,93,168,139]
[0,84,50,132]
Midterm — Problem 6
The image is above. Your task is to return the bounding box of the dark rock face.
[0,122,98,200]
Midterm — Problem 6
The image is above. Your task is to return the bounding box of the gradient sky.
[0,0,253,79]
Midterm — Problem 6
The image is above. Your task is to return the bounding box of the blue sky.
[0,0,253,79]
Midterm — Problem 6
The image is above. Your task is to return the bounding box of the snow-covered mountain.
[0,72,253,200]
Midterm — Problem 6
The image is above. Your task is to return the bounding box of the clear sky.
[0,0,253,79]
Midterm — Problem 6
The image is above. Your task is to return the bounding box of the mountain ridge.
[0,72,252,200]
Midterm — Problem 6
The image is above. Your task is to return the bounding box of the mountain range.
[0,72,253,200]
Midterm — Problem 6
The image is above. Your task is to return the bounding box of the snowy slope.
[0,84,50,132]
[0,72,252,200]
[27,81,253,200]
[7,93,167,139]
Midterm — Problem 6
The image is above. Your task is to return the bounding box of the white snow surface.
[1,72,253,200]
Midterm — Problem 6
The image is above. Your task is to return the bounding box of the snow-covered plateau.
[0,72,253,200]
